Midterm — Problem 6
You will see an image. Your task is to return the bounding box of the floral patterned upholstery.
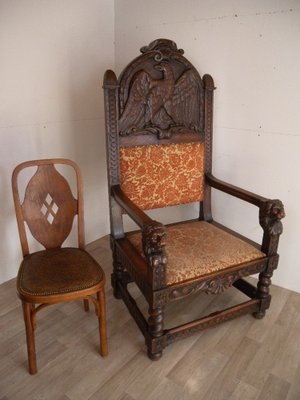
[120,142,204,210]
[127,221,265,285]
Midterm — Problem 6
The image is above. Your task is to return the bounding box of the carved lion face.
[259,199,285,235]
[143,222,166,247]
[150,229,166,246]
[269,200,285,220]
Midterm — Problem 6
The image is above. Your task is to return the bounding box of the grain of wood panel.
[145,377,199,400]
[276,291,300,328]
[201,337,260,400]
[271,324,300,383]
[88,352,150,400]
[125,335,200,400]
[119,394,137,400]
[167,325,229,390]
[257,374,290,400]
[241,323,288,390]
[245,282,290,343]
[229,381,258,400]
[286,360,300,400]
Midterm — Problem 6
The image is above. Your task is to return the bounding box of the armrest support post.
[205,173,268,207]
[142,222,167,290]
[111,185,152,227]
[205,174,285,256]
[259,200,285,256]
[112,185,167,288]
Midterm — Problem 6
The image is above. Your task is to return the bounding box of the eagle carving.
[119,63,201,138]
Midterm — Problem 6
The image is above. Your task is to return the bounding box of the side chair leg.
[83,299,90,312]
[147,306,164,360]
[97,290,108,357]
[22,301,37,374]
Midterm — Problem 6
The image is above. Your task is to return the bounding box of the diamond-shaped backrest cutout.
[45,193,52,205]
[40,193,59,225]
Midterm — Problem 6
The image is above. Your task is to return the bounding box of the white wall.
[1,1,300,293]
[0,0,114,283]
[115,0,300,292]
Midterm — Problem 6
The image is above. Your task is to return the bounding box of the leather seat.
[18,248,104,297]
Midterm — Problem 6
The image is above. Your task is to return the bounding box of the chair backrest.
[12,159,85,256]
[104,39,214,212]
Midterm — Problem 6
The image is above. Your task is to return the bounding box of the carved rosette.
[142,221,167,288]
[205,275,236,295]
[154,261,266,307]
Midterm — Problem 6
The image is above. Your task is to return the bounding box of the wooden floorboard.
[0,236,299,399]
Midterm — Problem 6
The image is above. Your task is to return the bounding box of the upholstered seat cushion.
[127,221,265,285]
[17,248,104,296]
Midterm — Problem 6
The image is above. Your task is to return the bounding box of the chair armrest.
[205,173,268,207]
[205,173,285,255]
[112,185,167,288]
[111,184,153,228]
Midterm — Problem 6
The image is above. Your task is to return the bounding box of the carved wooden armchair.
[103,39,285,359]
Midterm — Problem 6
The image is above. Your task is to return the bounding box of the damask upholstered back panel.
[120,141,204,210]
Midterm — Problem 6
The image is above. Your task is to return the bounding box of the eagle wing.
[119,71,151,135]
[170,69,201,130]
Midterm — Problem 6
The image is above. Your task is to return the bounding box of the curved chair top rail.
[115,39,210,147]
[12,158,85,256]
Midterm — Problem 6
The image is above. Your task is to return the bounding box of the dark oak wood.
[12,159,108,374]
[206,173,268,207]
[103,38,285,359]
[112,185,153,228]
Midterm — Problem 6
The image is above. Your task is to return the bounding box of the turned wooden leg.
[97,290,108,357]
[111,257,124,299]
[253,271,273,319]
[83,299,89,312]
[147,306,164,360]
[22,301,37,374]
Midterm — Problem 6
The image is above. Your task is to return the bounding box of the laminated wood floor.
[0,235,299,400]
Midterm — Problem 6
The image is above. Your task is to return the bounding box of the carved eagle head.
[153,62,174,80]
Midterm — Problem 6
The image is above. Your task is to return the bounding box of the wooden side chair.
[103,39,285,359]
[12,158,108,374]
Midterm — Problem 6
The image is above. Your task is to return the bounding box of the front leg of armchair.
[142,221,168,290]
[253,199,285,319]
[142,221,167,359]
[110,237,126,299]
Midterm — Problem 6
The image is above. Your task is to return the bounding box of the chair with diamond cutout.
[103,39,285,359]
[12,158,108,374]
